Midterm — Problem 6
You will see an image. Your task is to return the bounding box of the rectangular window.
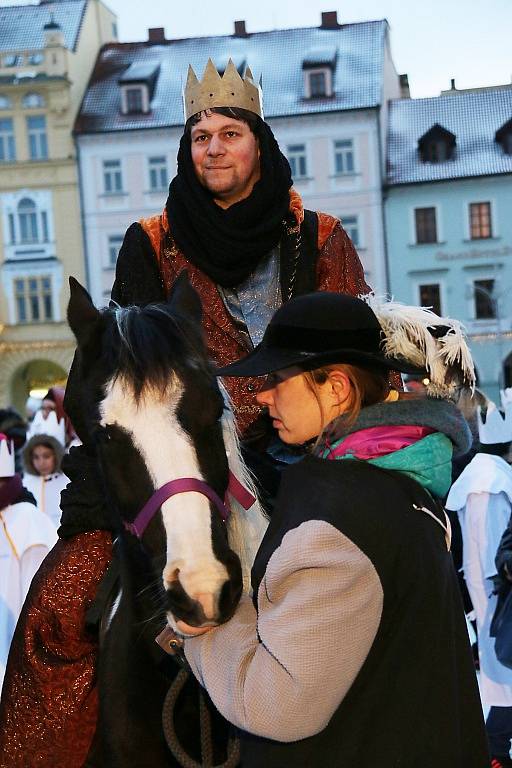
[0,118,16,162]
[341,215,360,248]
[26,115,48,160]
[103,160,123,194]
[469,202,492,239]
[14,275,53,323]
[419,283,441,316]
[287,144,308,179]
[309,71,327,97]
[148,156,168,191]
[107,234,124,267]
[3,54,22,67]
[41,276,53,319]
[474,279,496,319]
[126,87,144,113]
[414,207,437,244]
[334,139,354,175]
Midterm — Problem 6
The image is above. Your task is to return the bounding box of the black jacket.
[242,459,489,768]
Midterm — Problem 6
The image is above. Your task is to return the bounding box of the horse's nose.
[165,570,242,627]
[193,592,216,622]
[165,578,222,627]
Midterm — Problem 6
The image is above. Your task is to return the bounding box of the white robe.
[23,472,69,528]
[447,453,512,706]
[0,500,57,691]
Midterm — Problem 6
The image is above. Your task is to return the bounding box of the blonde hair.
[303,363,390,429]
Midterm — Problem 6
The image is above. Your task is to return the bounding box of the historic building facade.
[385,84,512,401]
[0,0,117,412]
[74,12,404,308]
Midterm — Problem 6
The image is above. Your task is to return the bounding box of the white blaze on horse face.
[100,376,229,620]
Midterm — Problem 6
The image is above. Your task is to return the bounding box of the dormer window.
[309,70,328,98]
[302,46,337,99]
[28,53,44,66]
[118,62,160,116]
[418,124,456,163]
[125,86,145,114]
[496,118,512,156]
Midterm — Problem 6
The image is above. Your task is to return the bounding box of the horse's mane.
[219,382,268,593]
[110,302,212,399]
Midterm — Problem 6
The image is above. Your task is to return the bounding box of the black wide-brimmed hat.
[217,292,426,378]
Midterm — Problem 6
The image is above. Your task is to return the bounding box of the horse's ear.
[67,277,101,345]
[168,270,202,323]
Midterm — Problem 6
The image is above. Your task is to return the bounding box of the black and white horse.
[66,274,266,766]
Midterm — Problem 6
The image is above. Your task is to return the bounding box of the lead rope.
[162,670,240,768]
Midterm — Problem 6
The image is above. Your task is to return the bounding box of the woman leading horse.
[177,291,490,767]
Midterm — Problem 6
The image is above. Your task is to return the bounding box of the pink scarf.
[326,425,435,461]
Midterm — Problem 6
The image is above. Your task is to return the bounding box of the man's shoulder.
[304,209,340,250]
[139,210,169,254]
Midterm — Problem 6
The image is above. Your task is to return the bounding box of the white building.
[75,13,404,307]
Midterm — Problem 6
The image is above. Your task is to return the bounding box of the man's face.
[190,112,260,208]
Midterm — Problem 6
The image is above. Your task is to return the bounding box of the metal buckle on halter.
[155,625,189,669]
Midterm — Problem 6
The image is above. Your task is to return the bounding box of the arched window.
[22,93,45,109]
[18,197,38,243]
[0,94,12,110]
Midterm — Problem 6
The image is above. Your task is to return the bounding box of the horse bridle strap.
[125,473,255,539]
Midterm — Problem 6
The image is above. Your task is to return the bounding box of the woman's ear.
[327,370,351,406]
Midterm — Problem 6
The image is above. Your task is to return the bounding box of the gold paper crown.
[183,58,263,122]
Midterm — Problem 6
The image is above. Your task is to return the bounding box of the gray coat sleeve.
[184,520,383,742]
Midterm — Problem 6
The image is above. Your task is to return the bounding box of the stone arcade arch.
[0,348,72,414]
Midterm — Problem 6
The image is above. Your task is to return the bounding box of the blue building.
[385,84,512,401]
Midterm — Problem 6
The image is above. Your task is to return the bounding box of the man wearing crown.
[0,61,370,766]
[105,59,369,443]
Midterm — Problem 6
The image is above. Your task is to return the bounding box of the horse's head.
[66,274,248,629]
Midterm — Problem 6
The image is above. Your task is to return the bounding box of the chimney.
[320,11,341,29]
[148,27,166,43]
[234,20,247,37]
[399,73,410,99]
[450,78,456,91]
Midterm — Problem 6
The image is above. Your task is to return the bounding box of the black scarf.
[166,117,293,288]
[58,445,116,539]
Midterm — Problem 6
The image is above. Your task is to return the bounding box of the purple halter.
[124,472,255,539]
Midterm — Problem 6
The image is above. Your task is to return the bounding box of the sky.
[2,0,512,98]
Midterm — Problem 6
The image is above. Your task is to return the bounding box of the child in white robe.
[0,433,57,692]
[22,434,68,528]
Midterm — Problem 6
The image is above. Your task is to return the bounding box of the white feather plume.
[361,294,475,398]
